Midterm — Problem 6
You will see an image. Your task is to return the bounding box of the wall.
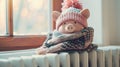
[81,0,120,45]
[102,0,120,45]
[81,0,102,45]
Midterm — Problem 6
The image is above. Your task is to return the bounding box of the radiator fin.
[112,49,119,67]
[32,55,49,67]
[9,57,24,67]
[69,52,80,67]
[80,51,88,67]
[59,53,70,67]
[0,59,12,67]
[97,50,105,67]
[88,50,97,67]
[46,53,60,67]
[21,56,35,67]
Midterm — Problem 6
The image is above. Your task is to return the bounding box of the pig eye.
[64,22,66,25]
[74,21,77,24]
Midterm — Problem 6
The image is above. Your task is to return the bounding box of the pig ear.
[80,9,90,19]
[52,11,61,22]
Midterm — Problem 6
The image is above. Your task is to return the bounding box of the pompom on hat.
[61,0,83,11]
[56,0,90,30]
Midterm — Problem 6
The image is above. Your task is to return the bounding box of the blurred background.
[0,0,51,35]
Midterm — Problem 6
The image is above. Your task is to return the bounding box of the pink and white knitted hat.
[56,0,88,30]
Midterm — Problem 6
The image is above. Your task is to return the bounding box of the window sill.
[0,35,46,51]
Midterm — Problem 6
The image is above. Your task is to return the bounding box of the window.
[1,0,51,35]
[13,0,52,35]
[0,0,6,35]
[0,0,62,51]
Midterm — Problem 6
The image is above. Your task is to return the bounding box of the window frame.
[0,0,63,51]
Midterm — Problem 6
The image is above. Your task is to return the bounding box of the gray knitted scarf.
[43,27,98,53]
[45,27,92,47]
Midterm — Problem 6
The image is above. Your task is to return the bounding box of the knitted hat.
[56,0,88,30]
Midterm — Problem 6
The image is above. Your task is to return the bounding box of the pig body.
[36,0,98,54]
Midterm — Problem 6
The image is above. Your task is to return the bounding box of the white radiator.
[0,46,120,67]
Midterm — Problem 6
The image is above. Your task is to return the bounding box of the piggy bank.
[36,0,97,54]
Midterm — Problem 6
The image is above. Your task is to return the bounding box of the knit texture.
[43,27,97,53]
[56,7,88,30]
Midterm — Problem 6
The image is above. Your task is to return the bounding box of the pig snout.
[65,24,75,33]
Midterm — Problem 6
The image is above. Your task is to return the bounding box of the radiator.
[0,46,120,67]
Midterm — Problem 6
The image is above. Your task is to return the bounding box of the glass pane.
[13,0,51,35]
[0,0,6,35]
